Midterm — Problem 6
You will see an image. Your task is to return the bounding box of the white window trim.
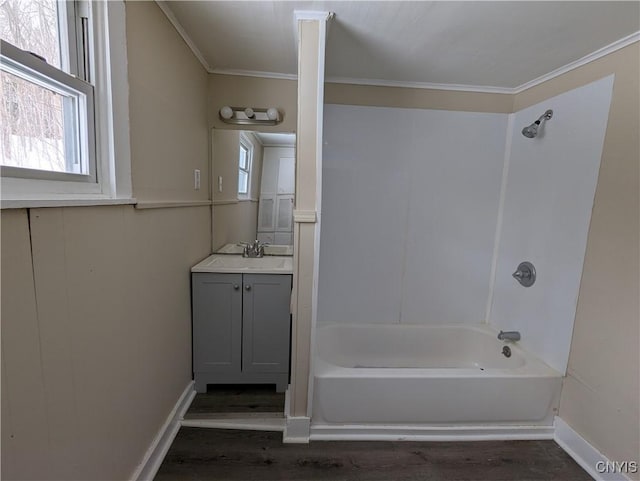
[237,132,254,200]
[1,0,133,209]
[0,40,96,182]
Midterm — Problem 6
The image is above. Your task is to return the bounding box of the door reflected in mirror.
[211,129,295,256]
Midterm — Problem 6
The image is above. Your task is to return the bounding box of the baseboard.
[181,418,285,431]
[310,423,555,441]
[131,381,196,481]
[554,417,634,481]
[282,387,311,443]
[283,416,311,443]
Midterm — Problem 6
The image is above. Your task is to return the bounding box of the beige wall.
[325,82,513,113]
[211,130,263,249]
[209,74,297,133]
[212,202,259,250]
[515,43,639,472]
[127,1,209,202]
[1,206,210,480]
[1,2,212,479]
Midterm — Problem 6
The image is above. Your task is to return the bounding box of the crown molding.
[327,31,639,95]
[209,68,297,80]
[155,1,211,72]
[210,31,638,94]
[325,76,515,94]
[153,4,638,96]
[513,30,639,94]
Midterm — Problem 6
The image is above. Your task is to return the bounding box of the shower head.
[522,109,553,138]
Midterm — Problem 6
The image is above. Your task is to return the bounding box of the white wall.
[318,105,507,324]
[489,75,614,373]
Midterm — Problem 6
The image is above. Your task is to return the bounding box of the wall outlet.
[218,176,223,192]
[194,169,201,190]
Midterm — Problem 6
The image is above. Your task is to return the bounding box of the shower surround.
[313,76,614,435]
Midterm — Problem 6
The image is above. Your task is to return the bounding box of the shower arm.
[535,110,554,124]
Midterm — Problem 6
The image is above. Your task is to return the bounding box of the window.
[1,1,94,180]
[238,135,252,197]
[0,1,132,206]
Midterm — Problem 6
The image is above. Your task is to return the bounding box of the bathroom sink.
[191,254,293,274]
[215,244,244,254]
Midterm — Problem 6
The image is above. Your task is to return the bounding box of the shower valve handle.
[512,261,536,287]
[512,270,528,280]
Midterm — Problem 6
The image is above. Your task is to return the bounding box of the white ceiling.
[254,132,296,146]
[163,1,639,91]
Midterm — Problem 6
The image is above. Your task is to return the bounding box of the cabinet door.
[275,195,294,232]
[242,274,292,373]
[277,157,295,194]
[257,195,276,232]
[192,273,242,374]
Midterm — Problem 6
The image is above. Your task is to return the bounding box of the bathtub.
[312,323,562,436]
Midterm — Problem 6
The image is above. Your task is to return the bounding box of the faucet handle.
[512,261,536,287]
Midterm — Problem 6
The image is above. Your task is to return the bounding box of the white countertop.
[191,254,293,274]
[216,243,294,256]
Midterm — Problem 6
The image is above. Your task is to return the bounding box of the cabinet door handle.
[245,285,251,291]
[233,284,239,290]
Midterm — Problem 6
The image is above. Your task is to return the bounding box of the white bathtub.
[312,323,562,434]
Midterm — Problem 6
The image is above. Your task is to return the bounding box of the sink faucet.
[241,240,267,258]
[498,330,521,342]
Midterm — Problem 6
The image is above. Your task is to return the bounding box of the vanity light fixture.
[218,106,282,125]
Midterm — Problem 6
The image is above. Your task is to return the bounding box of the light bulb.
[220,106,233,120]
[244,107,255,119]
[266,107,279,121]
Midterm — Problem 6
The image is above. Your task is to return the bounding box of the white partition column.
[284,11,330,443]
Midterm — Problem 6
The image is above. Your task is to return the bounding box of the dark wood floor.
[155,428,591,481]
[184,385,285,419]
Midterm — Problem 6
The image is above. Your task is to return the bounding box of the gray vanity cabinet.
[192,272,291,393]
[192,273,242,377]
[242,274,292,374]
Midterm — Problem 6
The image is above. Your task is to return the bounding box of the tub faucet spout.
[498,330,521,342]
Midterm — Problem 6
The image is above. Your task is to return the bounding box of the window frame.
[0,39,96,183]
[237,133,253,199]
[0,0,132,208]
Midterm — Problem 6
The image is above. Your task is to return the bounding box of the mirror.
[211,129,295,256]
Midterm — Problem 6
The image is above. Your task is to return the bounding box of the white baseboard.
[181,418,285,431]
[131,381,196,481]
[310,423,555,441]
[554,417,633,481]
[283,416,311,443]
[282,387,311,443]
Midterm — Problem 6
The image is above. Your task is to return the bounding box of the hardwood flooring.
[155,428,591,481]
[184,385,285,420]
